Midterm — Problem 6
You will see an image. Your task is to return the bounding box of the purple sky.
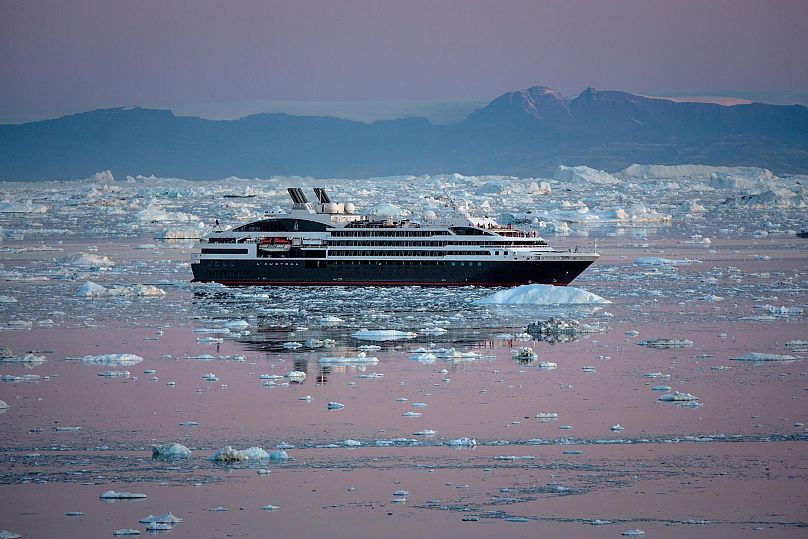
[1,0,807,122]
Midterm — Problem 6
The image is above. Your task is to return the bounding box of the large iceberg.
[554,165,620,185]
[474,284,610,305]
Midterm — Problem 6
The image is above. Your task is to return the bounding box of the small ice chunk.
[638,339,693,349]
[211,446,269,462]
[100,490,147,499]
[319,315,345,326]
[97,370,130,377]
[138,513,182,524]
[268,450,289,461]
[402,411,422,417]
[318,352,378,365]
[730,352,798,362]
[223,319,249,330]
[152,443,191,459]
[284,371,307,383]
[611,424,625,431]
[658,391,699,402]
[622,530,645,536]
[113,530,141,536]
[328,402,344,410]
[82,354,143,366]
[342,439,362,447]
[351,329,417,341]
[282,341,303,349]
[538,361,557,369]
[413,429,437,436]
[446,437,477,447]
[260,504,279,511]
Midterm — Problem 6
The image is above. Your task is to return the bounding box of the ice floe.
[100,490,147,499]
[475,284,610,305]
[211,446,270,462]
[730,353,799,362]
[352,329,418,341]
[152,443,192,459]
[81,354,144,366]
[318,352,378,365]
[78,281,166,298]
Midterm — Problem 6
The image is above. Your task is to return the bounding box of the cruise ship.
[191,188,598,286]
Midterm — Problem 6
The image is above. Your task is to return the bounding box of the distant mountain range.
[1,86,807,180]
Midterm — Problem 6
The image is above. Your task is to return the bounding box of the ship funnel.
[287,187,308,204]
[313,188,332,204]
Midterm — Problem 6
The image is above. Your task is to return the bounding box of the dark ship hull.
[191,257,596,286]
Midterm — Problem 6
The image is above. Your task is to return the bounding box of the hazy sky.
[1,0,807,122]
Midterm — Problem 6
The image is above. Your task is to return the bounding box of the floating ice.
[328,402,345,410]
[211,446,269,462]
[197,336,224,344]
[446,437,477,447]
[352,329,418,341]
[284,370,306,382]
[538,361,558,369]
[97,370,130,377]
[634,257,698,266]
[659,392,699,402]
[81,354,144,366]
[622,530,645,537]
[113,530,141,536]
[223,319,249,330]
[78,281,166,298]
[475,284,610,305]
[318,352,378,364]
[138,513,182,524]
[413,429,437,436]
[100,490,147,499]
[611,424,625,431]
[554,165,621,185]
[152,443,192,459]
[342,439,362,447]
[0,200,48,213]
[638,339,693,349]
[282,341,303,349]
[319,315,345,326]
[730,353,799,362]
[60,252,115,267]
[526,317,606,343]
[260,505,279,511]
[511,347,537,361]
[0,400,7,409]
[402,411,421,417]
[269,449,289,461]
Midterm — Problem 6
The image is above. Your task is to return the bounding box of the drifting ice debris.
[139,513,182,524]
[318,352,378,364]
[730,353,799,362]
[351,329,417,341]
[269,450,290,461]
[197,336,224,344]
[202,373,219,382]
[342,439,362,447]
[761,305,803,317]
[328,402,345,410]
[511,347,538,361]
[145,523,174,531]
[284,371,307,383]
[410,352,437,363]
[282,341,302,349]
[638,338,693,349]
[81,354,143,366]
[786,340,808,352]
[357,344,381,352]
[0,353,46,366]
[651,385,672,391]
[77,281,166,298]
[622,530,646,537]
[659,391,699,402]
[634,257,698,266]
[100,490,147,499]
[538,361,558,369]
[413,429,437,436]
[0,532,21,539]
[299,395,312,401]
[536,412,558,420]
[97,370,129,377]
[112,529,141,536]
[319,315,345,326]
[446,437,477,447]
[402,411,422,417]
[223,319,249,330]
[152,443,191,459]
[474,284,610,305]
[419,327,448,336]
[611,424,625,431]
[0,400,7,410]
[260,505,279,511]
[211,446,269,462]
[526,318,606,343]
